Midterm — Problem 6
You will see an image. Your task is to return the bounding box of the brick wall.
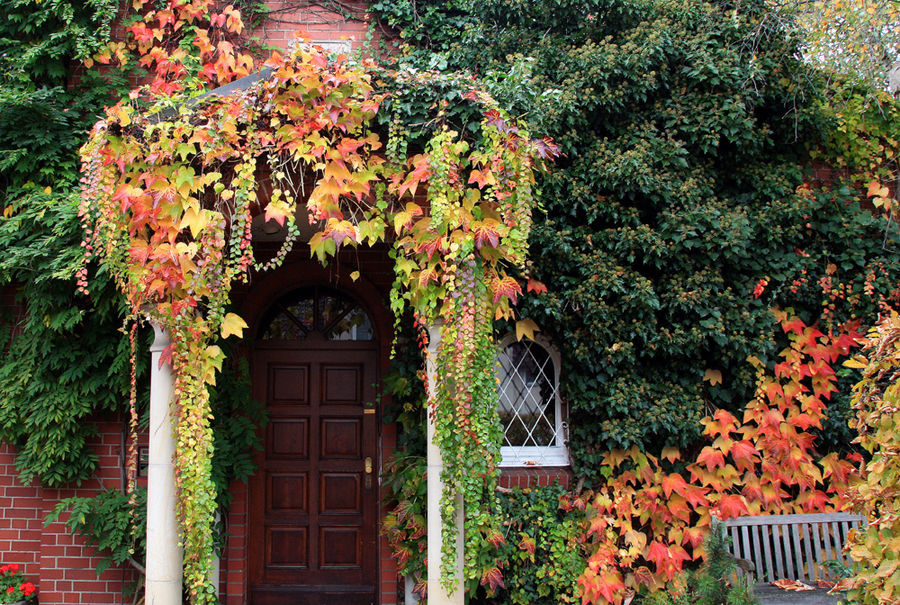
[249,0,374,52]
[499,467,572,490]
[0,420,139,605]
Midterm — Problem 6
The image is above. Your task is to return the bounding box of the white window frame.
[497,333,569,467]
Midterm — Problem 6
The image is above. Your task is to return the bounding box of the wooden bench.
[722,513,866,583]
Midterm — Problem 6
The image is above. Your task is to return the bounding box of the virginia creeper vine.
[78,38,556,601]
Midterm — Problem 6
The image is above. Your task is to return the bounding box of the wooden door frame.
[238,261,395,604]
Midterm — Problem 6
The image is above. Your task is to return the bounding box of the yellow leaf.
[843,355,869,369]
[180,207,207,238]
[661,446,681,463]
[704,369,723,386]
[43,187,52,194]
[394,211,411,235]
[515,318,540,341]
[221,313,249,339]
[350,270,360,282]
[867,180,889,198]
[115,105,131,127]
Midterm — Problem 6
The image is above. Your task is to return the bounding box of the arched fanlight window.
[258,287,374,341]
[497,334,568,467]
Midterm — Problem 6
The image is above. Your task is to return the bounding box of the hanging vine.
[78,42,556,602]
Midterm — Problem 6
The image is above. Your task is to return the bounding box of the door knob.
[364,456,373,489]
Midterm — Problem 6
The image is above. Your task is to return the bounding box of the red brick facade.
[0,422,140,604]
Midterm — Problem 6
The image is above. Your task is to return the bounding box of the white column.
[146,323,183,605]
[426,325,465,604]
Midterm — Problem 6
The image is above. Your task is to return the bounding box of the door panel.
[249,348,377,605]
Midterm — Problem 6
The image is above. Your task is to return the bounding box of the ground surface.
[754,583,842,605]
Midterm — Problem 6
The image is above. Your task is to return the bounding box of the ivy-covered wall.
[369,0,900,479]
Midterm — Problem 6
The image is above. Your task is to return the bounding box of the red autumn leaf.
[490,276,521,305]
[782,317,807,335]
[820,452,856,488]
[647,541,690,580]
[397,155,430,198]
[696,446,726,472]
[715,494,749,520]
[765,381,784,404]
[527,277,548,294]
[414,235,442,260]
[480,567,504,594]
[681,483,711,509]
[472,218,501,249]
[646,541,670,571]
[729,440,760,471]
[682,525,706,550]
[661,473,688,498]
[701,409,738,438]
[468,168,495,189]
[519,535,536,555]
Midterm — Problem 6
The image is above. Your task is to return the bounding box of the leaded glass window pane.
[498,340,558,448]
[259,288,373,341]
[327,306,374,341]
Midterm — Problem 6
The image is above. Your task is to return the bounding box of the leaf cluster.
[0,0,124,195]
[0,190,140,486]
[838,313,900,602]
[369,0,900,475]
[578,312,860,604]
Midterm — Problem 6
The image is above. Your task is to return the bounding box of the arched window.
[497,335,568,467]
[257,287,374,341]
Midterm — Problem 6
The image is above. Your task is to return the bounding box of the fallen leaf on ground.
[771,579,814,591]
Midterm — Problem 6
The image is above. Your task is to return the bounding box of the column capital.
[150,321,170,353]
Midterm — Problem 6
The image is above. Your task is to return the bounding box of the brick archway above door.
[248,286,380,605]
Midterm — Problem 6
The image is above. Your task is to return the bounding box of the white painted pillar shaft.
[426,325,465,605]
[146,324,183,605]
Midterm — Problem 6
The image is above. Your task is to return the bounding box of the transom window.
[258,287,374,341]
[497,335,568,467]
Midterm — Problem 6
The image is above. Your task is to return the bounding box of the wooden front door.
[249,288,379,605]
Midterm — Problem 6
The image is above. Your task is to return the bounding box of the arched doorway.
[248,286,379,605]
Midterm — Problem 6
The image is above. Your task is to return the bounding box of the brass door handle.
[364,456,373,489]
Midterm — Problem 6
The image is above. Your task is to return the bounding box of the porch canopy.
[78,43,554,605]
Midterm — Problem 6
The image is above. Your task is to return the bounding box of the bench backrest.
[722,513,866,583]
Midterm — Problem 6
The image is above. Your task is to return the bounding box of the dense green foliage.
[0,190,140,486]
[0,0,138,488]
[476,485,588,604]
[370,0,900,477]
[0,0,123,194]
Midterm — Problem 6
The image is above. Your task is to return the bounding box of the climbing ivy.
[77,33,555,600]
[0,0,123,195]
[369,0,900,476]
[836,313,900,603]
[0,190,141,487]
